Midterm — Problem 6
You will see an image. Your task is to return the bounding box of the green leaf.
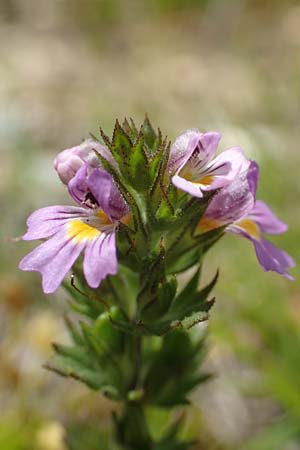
[128,132,150,191]
[110,119,132,176]
[141,276,177,321]
[137,249,166,312]
[45,354,104,390]
[174,267,201,304]
[143,330,209,406]
[64,315,84,345]
[143,115,157,150]
[166,246,202,274]
[170,270,218,318]
[122,117,138,142]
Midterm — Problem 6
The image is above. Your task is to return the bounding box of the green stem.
[115,401,153,450]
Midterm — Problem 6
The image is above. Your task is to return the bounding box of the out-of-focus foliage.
[1,0,300,449]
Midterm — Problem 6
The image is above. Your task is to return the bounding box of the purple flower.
[19,169,129,293]
[168,129,249,198]
[54,139,117,184]
[198,162,294,279]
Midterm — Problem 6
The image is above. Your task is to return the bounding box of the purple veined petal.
[19,227,86,293]
[171,174,204,198]
[83,232,118,288]
[68,163,90,205]
[193,131,222,171]
[168,130,221,174]
[204,163,256,225]
[202,147,249,191]
[168,130,201,173]
[22,205,89,240]
[249,200,288,235]
[253,238,295,280]
[88,168,128,220]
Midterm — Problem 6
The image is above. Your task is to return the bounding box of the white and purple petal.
[19,227,86,293]
[22,205,88,240]
[201,147,249,192]
[205,160,257,225]
[83,233,117,288]
[168,130,221,174]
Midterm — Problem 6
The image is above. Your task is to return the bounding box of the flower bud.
[53,139,105,184]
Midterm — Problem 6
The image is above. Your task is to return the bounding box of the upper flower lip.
[168,130,221,174]
[54,139,118,185]
[169,129,250,198]
[67,162,129,221]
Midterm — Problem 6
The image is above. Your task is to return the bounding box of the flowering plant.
[19,117,294,449]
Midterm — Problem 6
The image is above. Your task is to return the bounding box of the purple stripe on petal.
[196,131,222,169]
[19,228,86,293]
[203,148,249,192]
[168,130,221,173]
[23,205,88,240]
[168,130,201,173]
[83,232,118,288]
[249,200,288,235]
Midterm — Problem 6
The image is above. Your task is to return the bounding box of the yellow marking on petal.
[181,171,214,186]
[181,170,193,181]
[197,175,214,186]
[67,220,101,243]
[238,218,260,240]
[96,210,112,225]
[197,217,221,234]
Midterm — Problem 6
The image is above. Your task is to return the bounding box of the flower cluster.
[19,120,294,293]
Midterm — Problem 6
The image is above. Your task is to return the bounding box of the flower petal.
[168,130,221,173]
[204,161,257,224]
[172,174,204,198]
[88,168,128,220]
[22,205,88,240]
[19,228,86,293]
[202,147,249,191]
[68,163,89,205]
[253,238,294,279]
[249,200,288,235]
[83,232,117,288]
[54,139,118,184]
[228,224,294,279]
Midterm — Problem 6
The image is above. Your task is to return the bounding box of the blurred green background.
[1,0,300,449]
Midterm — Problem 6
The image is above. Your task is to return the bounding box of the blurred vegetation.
[0,0,300,449]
